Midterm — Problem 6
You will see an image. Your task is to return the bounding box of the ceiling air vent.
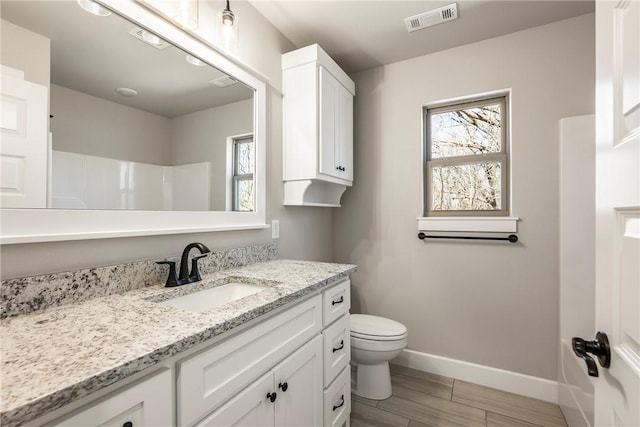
[404,3,458,33]
[211,75,238,88]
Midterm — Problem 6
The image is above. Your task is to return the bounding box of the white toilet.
[350,314,407,400]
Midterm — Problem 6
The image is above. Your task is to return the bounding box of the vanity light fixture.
[115,87,138,97]
[186,54,206,67]
[216,0,239,54]
[77,0,112,16]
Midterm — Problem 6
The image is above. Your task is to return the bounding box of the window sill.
[417,216,519,233]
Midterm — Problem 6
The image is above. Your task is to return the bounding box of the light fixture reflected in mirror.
[77,0,112,16]
[186,54,206,66]
[216,0,238,54]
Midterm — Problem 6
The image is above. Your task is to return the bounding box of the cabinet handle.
[331,296,344,306]
[333,394,345,411]
[278,382,288,392]
[332,340,344,353]
[266,392,277,403]
[123,422,133,427]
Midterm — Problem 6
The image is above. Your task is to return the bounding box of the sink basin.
[157,282,269,312]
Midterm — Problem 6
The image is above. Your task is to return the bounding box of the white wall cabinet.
[282,44,355,207]
[44,280,351,427]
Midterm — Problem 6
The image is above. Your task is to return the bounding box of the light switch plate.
[271,220,280,239]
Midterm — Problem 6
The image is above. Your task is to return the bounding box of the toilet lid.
[350,314,407,341]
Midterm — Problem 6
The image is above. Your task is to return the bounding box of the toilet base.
[354,361,392,400]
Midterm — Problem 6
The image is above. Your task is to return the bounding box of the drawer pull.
[332,394,345,411]
[123,422,133,427]
[266,392,277,403]
[332,340,345,353]
[331,296,344,306]
[278,382,288,392]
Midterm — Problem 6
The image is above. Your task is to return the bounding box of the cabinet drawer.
[323,314,350,386]
[323,367,351,427]
[50,369,171,427]
[323,279,350,327]
[178,295,322,427]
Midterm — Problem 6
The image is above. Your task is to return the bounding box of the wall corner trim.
[393,349,559,404]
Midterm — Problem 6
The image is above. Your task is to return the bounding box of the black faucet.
[179,242,210,284]
[156,242,211,287]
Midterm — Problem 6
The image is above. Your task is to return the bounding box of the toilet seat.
[351,314,407,341]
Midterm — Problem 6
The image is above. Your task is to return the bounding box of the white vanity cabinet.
[41,279,351,427]
[282,44,355,207]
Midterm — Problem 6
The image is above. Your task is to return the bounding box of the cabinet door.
[319,66,339,179]
[195,372,275,427]
[273,336,323,427]
[337,85,353,182]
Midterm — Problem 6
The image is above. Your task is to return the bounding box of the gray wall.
[0,2,333,279]
[171,99,253,210]
[50,84,172,166]
[332,14,595,380]
[0,19,50,88]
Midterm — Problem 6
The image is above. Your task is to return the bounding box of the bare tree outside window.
[233,136,254,211]
[425,96,508,216]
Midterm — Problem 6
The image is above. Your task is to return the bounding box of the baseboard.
[393,349,559,404]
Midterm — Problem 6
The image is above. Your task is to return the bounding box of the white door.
[273,336,323,427]
[0,67,48,208]
[195,372,275,427]
[594,1,639,426]
[559,116,596,427]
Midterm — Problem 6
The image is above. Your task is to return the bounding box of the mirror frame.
[0,0,267,244]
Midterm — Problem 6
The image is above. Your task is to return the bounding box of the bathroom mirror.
[1,0,254,212]
[0,0,267,243]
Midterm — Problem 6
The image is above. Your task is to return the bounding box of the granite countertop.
[0,259,356,426]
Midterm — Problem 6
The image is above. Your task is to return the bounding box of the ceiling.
[1,1,253,118]
[249,0,595,74]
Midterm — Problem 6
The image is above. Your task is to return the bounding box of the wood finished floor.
[350,365,568,427]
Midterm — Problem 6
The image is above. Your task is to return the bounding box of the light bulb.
[222,9,235,26]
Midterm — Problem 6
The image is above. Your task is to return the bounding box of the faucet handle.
[156,261,180,287]
[189,254,208,282]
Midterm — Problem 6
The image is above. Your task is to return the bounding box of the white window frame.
[226,133,255,212]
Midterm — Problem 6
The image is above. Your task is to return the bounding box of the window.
[424,95,509,217]
[232,135,254,212]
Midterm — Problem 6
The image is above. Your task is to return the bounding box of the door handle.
[572,331,611,377]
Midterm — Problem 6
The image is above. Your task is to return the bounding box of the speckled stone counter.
[0,259,356,426]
